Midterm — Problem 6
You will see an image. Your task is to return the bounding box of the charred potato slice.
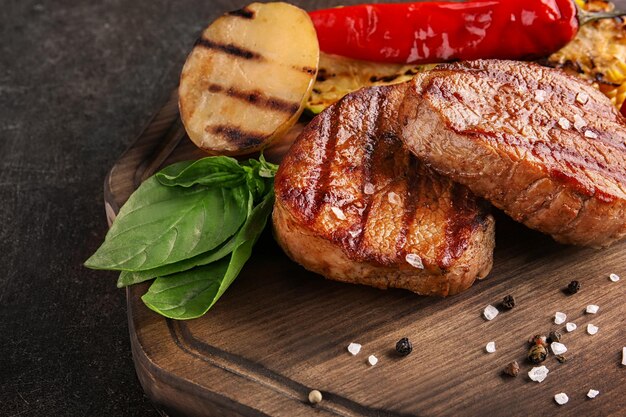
[179,2,319,155]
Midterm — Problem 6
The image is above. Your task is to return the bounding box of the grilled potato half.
[179,2,319,155]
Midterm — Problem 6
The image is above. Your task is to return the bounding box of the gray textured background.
[2,0,625,415]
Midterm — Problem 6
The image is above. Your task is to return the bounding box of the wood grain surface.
[104,89,626,417]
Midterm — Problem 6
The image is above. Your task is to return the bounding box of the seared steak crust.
[274,85,495,296]
[400,60,626,247]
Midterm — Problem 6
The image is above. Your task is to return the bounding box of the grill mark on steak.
[354,89,384,254]
[439,184,485,270]
[310,102,342,221]
[396,157,419,262]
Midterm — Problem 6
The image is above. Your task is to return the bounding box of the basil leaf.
[141,259,229,319]
[85,178,249,271]
[241,156,278,202]
[156,156,245,188]
[116,234,238,288]
[141,188,274,319]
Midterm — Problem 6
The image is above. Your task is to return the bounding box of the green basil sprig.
[85,155,278,320]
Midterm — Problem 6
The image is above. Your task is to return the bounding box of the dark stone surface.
[0,0,247,415]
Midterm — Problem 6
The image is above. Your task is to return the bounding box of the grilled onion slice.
[179,2,319,155]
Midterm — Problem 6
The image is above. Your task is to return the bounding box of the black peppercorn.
[556,355,566,363]
[528,344,548,364]
[567,280,581,294]
[547,330,562,344]
[502,295,516,310]
[395,337,412,356]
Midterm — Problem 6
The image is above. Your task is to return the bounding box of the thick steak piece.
[274,85,495,297]
[400,60,626,247]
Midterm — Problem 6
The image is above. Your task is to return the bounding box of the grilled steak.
[400,60,626,247]
[274,85,495,296]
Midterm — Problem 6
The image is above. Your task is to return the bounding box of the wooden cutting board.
[104,90,626,417]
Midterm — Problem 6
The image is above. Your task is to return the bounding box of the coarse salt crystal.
[388,192,401,205]
[485,341,496,353]
[587,389,600,399]
[586,304,599,314]
[573,114,587,131]
[347,343,361,356]
[405,253,424,269]
[483,305,499,321]
[554,312,567,325]
[535,89,547,103]
[558,118,571,129]
[610,273,620,282]
[576,92,590,105]
[584,130,598,139]
[587,324,599,335]
[528,366,549,382]
[551,342,567,355]
[622,347,626,365]
[554,393,569,405]
[331,207,346,220]
[367,355,378,366]
[566,322,577,332]
[363,183,375,195]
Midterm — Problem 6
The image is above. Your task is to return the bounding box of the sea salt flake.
[348,230,360,238]
[483,305,499,321]
[405,253,424,269]
[387,191,401,205]
[528,366,549,382]
[587,324,599,335]
[622,347,626,365]
[485,341,496,353]
[584,129,598,139]
[566,322,577,332]
[587,389,600,399]
[347,343,361,356]
[367,355,378,366]
[558,118,571,129]
[535,89,547,103]
[576,92,589,105]
[554,312,567,325]
[363,183,375,195]
[586,304,600,314]
[331,207,346,220]
[554,393,569,405]
[573,114,587,131]
[551,342,567,355]
[609,273,620,282]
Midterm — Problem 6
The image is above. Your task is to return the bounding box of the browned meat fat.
[273,84,495,297]
[400,60,626,247]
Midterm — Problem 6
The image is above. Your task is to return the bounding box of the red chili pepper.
[621,100,626,118]
[309,1,624,64]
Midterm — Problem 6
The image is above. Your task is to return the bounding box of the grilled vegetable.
[179,2,319,155]
[307,53,434,114]
[548,0,626,110]
[309,0,625,65]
